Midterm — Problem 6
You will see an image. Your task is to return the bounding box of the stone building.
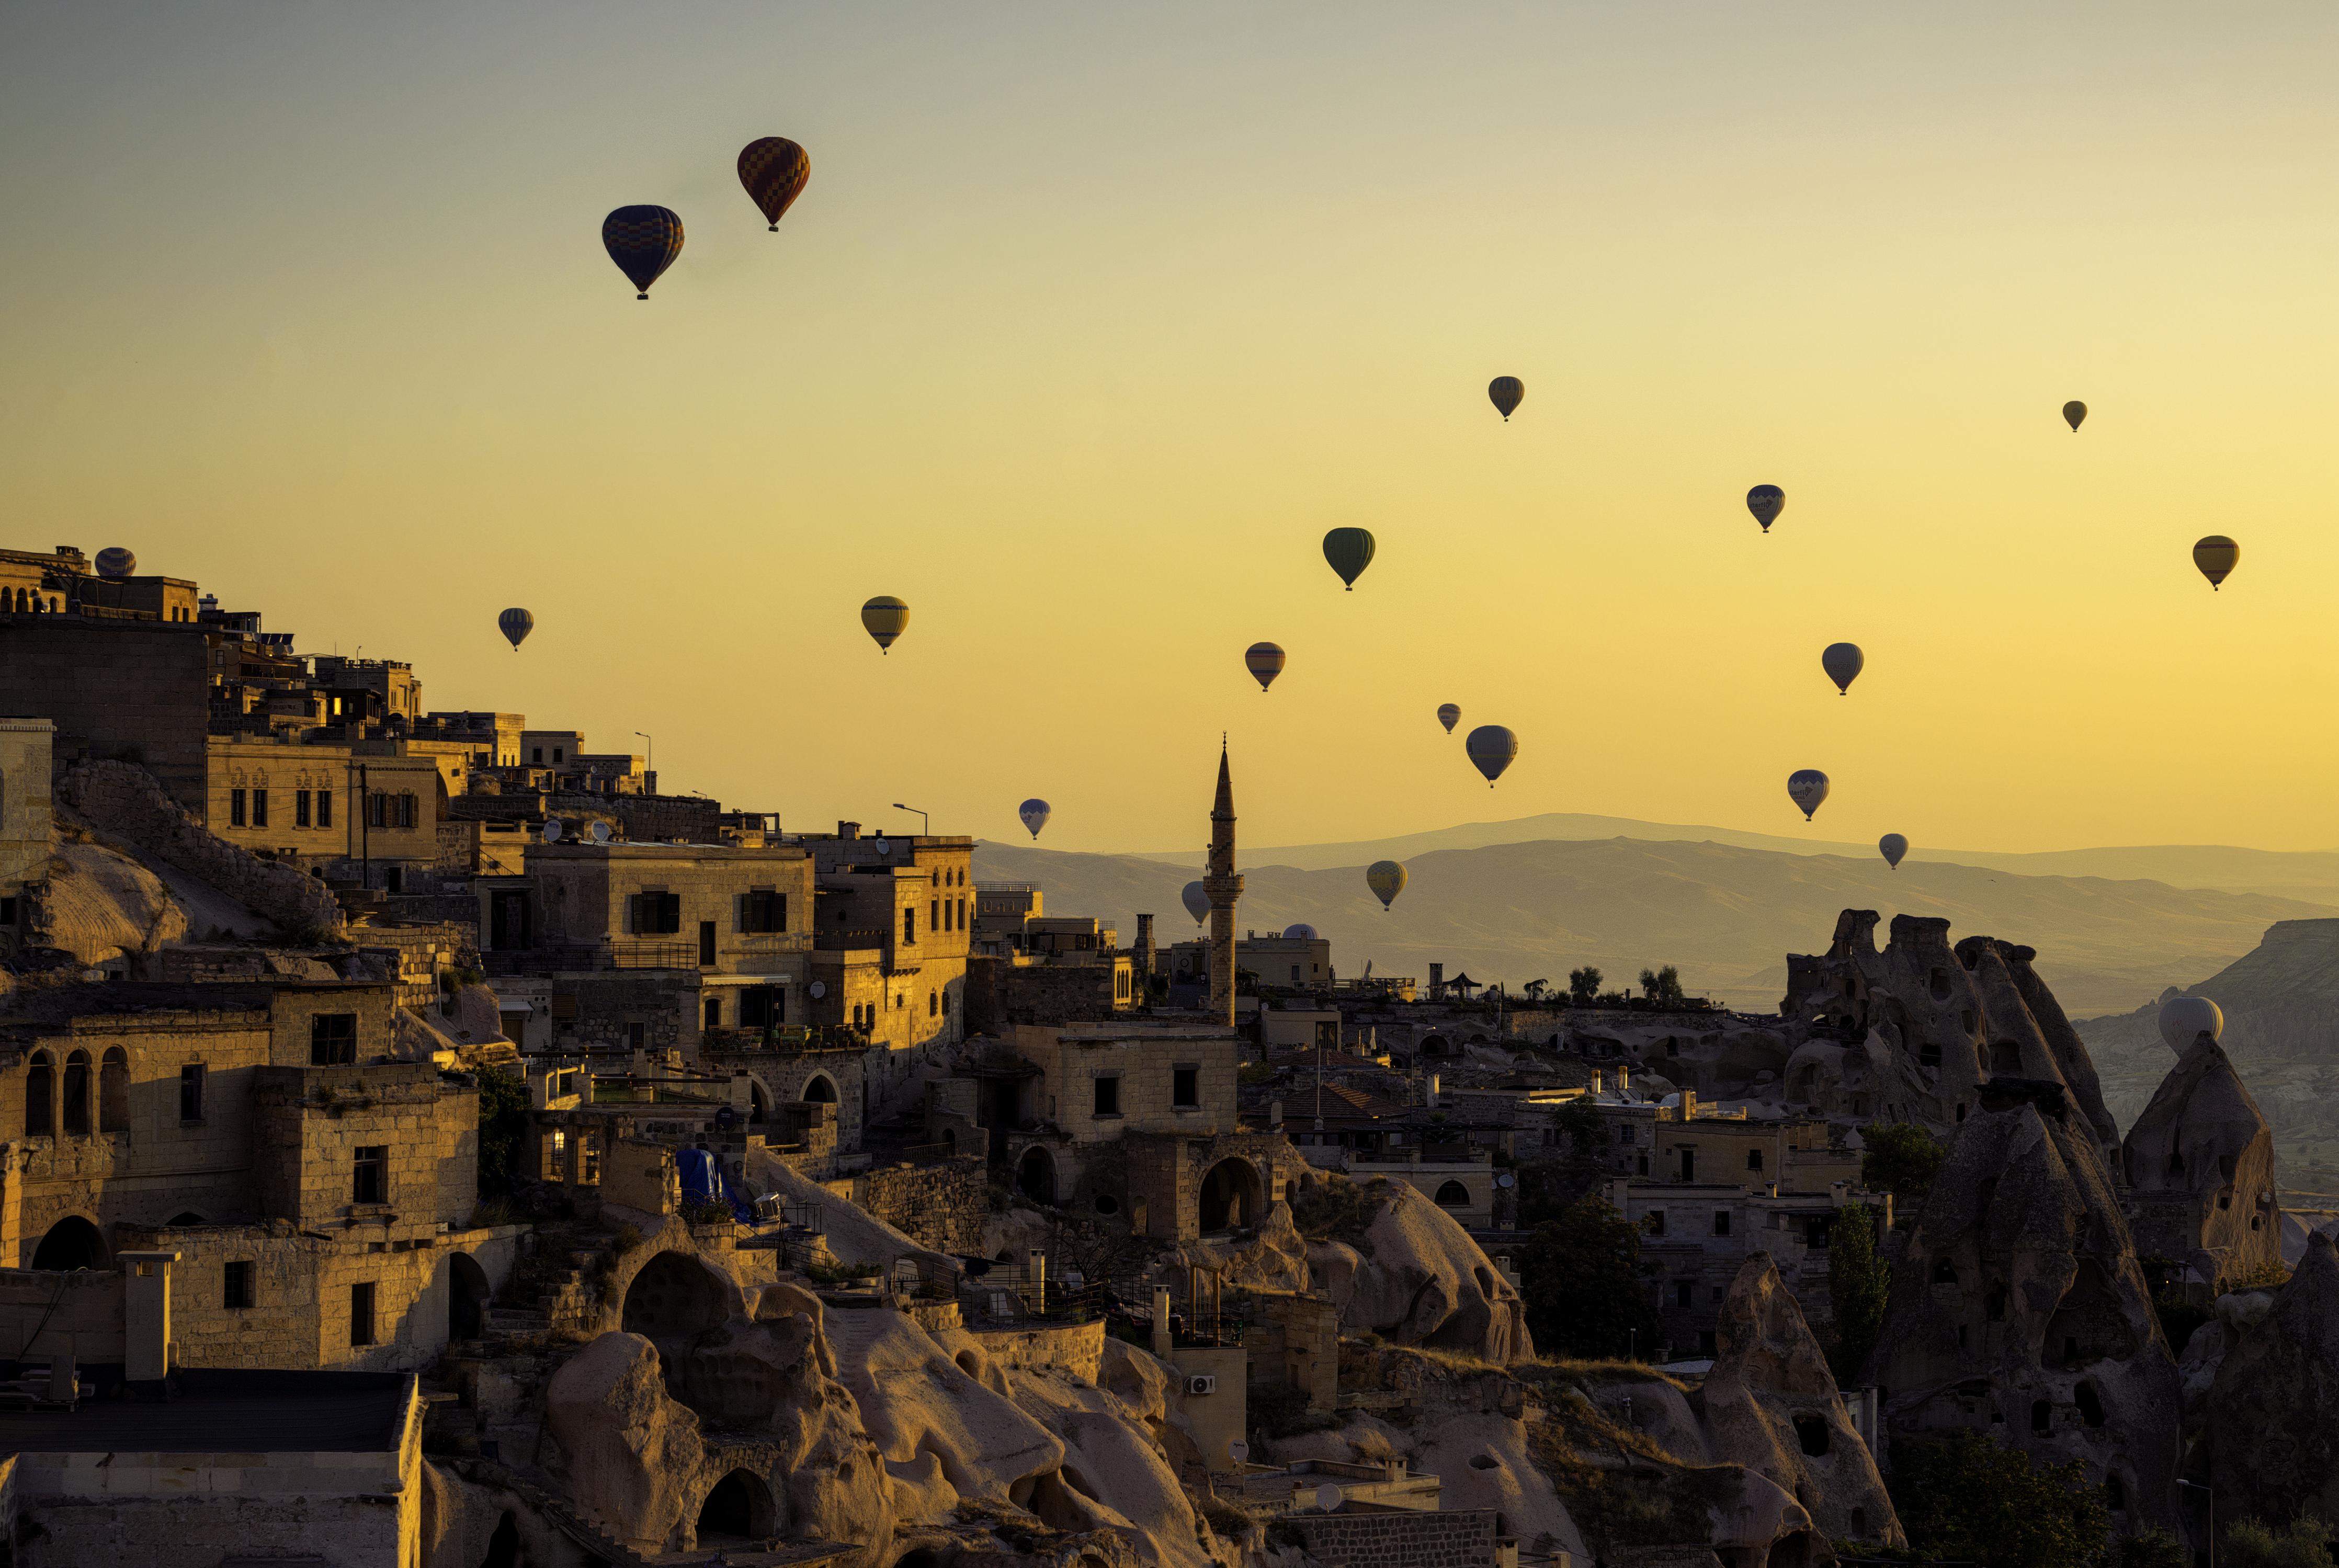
[0,718,53,956]
[204,735,443,883]
[0,616,214,809]
[0,980,506,1375]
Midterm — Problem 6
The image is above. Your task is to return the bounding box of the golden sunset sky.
[5,4,2337,855]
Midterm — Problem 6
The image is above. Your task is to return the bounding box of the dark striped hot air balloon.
[1366,860,1407,911]
[1322,527,1376,590]
[861,596,910,652]
[1821,642,1864,696]
[1464,725,1517,787]
[2063,401,2087,432]
[2193,536,2239,590]
[498,608,534,652]
[1488,377,1524,421]
[95,547,137,579]
[737,137,810,231]
[1436,703,1460,734]
[1244,642,1286,692]
[602,206,685,299]
[1746,485,1785,533]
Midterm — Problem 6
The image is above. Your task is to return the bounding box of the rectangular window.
[353,1145,387,1205]
[230,788,246,827]
[311,1013,358,1065]
[703,997,722,1030]
[631,892,681,934]
[252,788,268,828]
[399,792,417,828]
[368,791,387,828]
[0,895,15,926]
[1172,1066,1200,1108]
[1747,1147,1765,1172]
[349,1281,376,1346]
[627,1021,646,1049]
[1093,1075,1120,1118]
[1618,1124,1634,1145]
[743,891,787,933]
[1647,1209,1666,1236]
[179,1063,207,1122]
[317,788,332,828]
[931,899,940,931]
[1713,1210,1732,1237]
[698,919,717,967]
[295,789,311,827]
[903,907,917,944]
[532,747,543,763]
[224,1260,255,1310]
[1673,1280,1694,1310]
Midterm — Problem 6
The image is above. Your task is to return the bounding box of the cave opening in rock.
[696,1469,774,1542]
[622,1251,729,1340]
[1792,1414,1830,1456]
[31,1215,106,1272]
[449,1251,491,1343]
[1016,1145,1057,1205]
[482,1511,520,1568]
[2074,1381,2105,1427]
[1199,1158,1264,1232]
[2030,1399,2052,1433]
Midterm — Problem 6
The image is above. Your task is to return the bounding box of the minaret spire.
[1204,737,1243,1027]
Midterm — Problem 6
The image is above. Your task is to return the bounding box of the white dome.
[1282,923,1319,940]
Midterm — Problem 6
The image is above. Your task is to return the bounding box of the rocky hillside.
[975,836,2330,1016]
[2077,918,2339,1194]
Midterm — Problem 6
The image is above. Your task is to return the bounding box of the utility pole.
[357,761,370,891]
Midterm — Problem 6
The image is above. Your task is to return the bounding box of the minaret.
[1204,740,1244,1027]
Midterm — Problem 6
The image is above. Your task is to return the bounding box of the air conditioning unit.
[1187,1374,1217,1396]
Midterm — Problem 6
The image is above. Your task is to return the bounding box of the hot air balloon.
[94,547,136,580]
[1464,725,1517,788]
[2158,994,2223,1053]
[1180,880,1211,926]
[498,608,534,652]
[1787,769,1830,821]
[1821,642,1864,696]
[2193,536,2239,590]
[861,596,910,652]
[1879,833,1907,870]
[1746,485,1784,533]
[1245,642,1287,692]
[602,206,685,300]
[1436,703,1461,734]
[1283,923,1320,939]
[1016,798,1051,839]
[2063,401,2087,432]
[1488,377,1524,421]
[1322,528,1376,591]
[737,137,810,231]
[1366,859,1407,911]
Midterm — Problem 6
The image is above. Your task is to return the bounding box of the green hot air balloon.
[1879,833,1907,870]
[1746,485,1784,533]
[861,596,910,652]
[1366,859,1407,911]
[1488,377,1524,421]
[1245,642,1286,692]
[1322,527,1376,591]
[1821,642,1864,696]
[2063,401,2087,432]
[2193,536,2239,590]
[1464,725,1517,788]
[1436,703,1460,734]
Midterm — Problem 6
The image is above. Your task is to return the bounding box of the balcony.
[813,927,889,952]
[480,941,696,975]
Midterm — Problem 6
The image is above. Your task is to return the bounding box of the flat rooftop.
[0,1370,411,1455]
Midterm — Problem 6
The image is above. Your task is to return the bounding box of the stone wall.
[251,1061,477,1232]
[964,956,1120,1031]
[0,1266,124,1365]
[1285,1506,1499,1566]
[0,620,213,808]
[841,1155,987,1255]
[54,759,344,935]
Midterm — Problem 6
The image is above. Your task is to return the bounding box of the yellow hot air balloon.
[861,596,910,652]
[1366,859,1407,911]
[2193,536,2239,591]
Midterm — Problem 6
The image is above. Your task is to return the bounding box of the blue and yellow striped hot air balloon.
[603,206,685,300]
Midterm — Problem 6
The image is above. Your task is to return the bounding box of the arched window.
[62,1050,92,1136]
[99,1047,130,1134]
[1435,1180,1471,1207]
[25,1051,54,1137]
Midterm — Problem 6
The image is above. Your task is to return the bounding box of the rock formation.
[1702,1253,1903,1549]
[1867,1076,2181,1532]
[1299,1176,1532,1363]
[2120,1035,2282,1286]
[2205,1232,2339,1526]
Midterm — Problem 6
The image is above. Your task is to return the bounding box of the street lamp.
[634,731,653,782]
[892,802,929,836]
[2175,1479,2212,1568]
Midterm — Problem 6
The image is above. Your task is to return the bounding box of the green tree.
[1861,1122,1948,1200]
[1568,967,1604,1006]
[1517,1100,1611,1226]
[1518,1196,1659,1360]
[475,1066,530,1196]
[1638,966,1686,1005]
[2108,1530,2188,1568]
[1890,1429,2108,1568]
[1827,1202,1890,1382]
[2221,1517,2337,1568]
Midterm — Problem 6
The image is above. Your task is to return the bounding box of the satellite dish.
[541,819,564,842]
[873,837,891,855]
[1314,1483,1343,1514]
[1495,1172,1516,1188]
[809,981,827,999]
[1227,1440,1249,1465]
[588,821,611,844]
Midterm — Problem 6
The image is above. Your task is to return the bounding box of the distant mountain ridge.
[974,834,2335,1018]
[1129,812,2339,903]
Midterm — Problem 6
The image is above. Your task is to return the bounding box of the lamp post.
[2176,1479,2212,1568]
[892,803,929,836]
[634,731,652,776]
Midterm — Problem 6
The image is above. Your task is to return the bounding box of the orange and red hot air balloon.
[737,138,811,231]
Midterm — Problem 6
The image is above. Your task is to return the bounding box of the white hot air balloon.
[1180,880,1211,926]
[2157,995,2223,1054]
[1017,799,1051,840]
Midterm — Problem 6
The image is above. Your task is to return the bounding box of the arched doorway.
[748,1081,768,1124]
[448,1253,492,1343]
[1017,1146,1057,1205]
[482,1511,521,1568]
[32,1215,106,1271]
[1435,1180,1471,1208]
[165,1211,207,1227]
[621,1251,730,1340]
[1198,1158,1264,1232]
[1421,1034,1452,1058]
[802,1074,837,1104]
[696,1468,775,1542]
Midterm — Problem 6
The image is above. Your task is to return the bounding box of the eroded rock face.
[2121,1036,2283,1286]
[25,837,187,964]
[543,1332,710,1553]
[1703,1254,1903,1549]
[2206,1232,2339,1526]
[1305,1179,1532,1364]
[1868,1082,2180,1531]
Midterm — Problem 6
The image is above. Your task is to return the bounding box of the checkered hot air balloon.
[602,206,685,299]
[1488,377,1524,421]
[737,137,811,231]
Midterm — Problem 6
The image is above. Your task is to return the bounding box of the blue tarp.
[676,1148,757,1225]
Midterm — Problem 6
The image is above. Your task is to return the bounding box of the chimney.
[1429,962,1444,996]
[1028,1248,1047,1315]
[1153,1286,1174,1359]
[837,820,860,840]
[1135,913,1156,980]
[121,1250,180,1384]
[1588,1070,1604,1094]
